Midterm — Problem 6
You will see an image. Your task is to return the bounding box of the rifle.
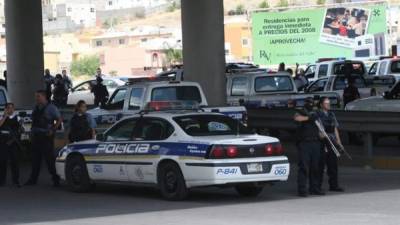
[315,120,352,160]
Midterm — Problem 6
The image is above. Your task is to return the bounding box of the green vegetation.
[102,18,119,29]
[317,0,326,5]
[164,48,183,65]
[258,1,269,8]
[276,0,289,7]
[70,55,100,77]
[235,4,246,15]
[167,1,181,12]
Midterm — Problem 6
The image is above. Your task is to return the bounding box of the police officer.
[25,90,62,186]
[44,69,55,102]
[0,103,22,187]
[91,77,109,107]
[68,100,96,143]
[294,98,324,197]
[317,97,345,192]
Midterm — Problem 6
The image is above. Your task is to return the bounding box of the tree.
[70,55,100,77]
[259,1,269,8]
[276,0,289,7]
[164,48,183,65]
[316,0,326,5]
[235,4,246,15]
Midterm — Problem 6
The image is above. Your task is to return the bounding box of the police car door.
[94,118,139,182]
[126,117,175,184]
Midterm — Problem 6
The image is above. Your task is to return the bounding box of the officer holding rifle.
[294,98,325,197]
[317,97,345,192]
[0,103,23,187]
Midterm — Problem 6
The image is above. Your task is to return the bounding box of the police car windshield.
[173,115,253,136]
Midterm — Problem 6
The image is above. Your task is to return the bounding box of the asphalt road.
[1,165,400,225]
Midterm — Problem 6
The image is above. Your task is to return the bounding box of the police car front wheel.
[235,183,264,197]
[65,155,93,193]
[157,161,189,201]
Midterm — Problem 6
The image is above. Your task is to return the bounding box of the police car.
[56,102,289,200]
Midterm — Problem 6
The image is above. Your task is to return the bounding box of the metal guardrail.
[247,109,400,159]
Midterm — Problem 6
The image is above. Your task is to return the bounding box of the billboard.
[252,3,387,65]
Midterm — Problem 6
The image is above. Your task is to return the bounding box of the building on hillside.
[224,16,252,62]
[91,26,179,48]
[96,37,181,76]
[43,1,96,34]
[43,33,92,71]
[94,0,167,11]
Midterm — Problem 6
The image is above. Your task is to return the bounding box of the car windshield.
[390,61,400,73]
[151,86,201,103]
[254,76,293,92]
[333,62,365,75]
[173,114,253,136]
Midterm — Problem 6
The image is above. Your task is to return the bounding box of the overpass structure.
[5,0,226,108]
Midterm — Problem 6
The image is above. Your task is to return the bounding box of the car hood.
[345,96,384,111]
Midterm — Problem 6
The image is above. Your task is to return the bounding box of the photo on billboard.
[320,7,370,48]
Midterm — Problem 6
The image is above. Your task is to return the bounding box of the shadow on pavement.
[1,164,400,224]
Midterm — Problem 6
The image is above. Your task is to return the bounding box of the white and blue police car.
[56,102,290,200]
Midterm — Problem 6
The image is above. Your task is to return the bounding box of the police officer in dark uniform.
[25,90,62,186]
[91,77,109,107]
[0,103,22,187]
[294,98,325,197]
[317,97,345,192]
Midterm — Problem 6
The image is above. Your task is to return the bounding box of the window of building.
[108,1,113,6]
[242,38,249,47]
[96,40,103,47]
[119,39,125,45]
[67,7,72,12]
[90,8,95,12]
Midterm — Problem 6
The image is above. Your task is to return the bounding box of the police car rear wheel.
[235,183,264,197]
[158,162,188,201]
[66,156,93,193]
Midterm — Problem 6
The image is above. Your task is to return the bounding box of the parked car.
[226,71,340,109]
[67,77,126,105]
[368,57,400,81]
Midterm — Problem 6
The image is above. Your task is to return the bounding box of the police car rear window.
[333,63,365,75]
[151,86,201,103]
[173,115,253,136]
[254,76,293,92]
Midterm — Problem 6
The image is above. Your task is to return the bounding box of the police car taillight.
[210,145,225,158]
[226,146,238,158]
[265,143,284,156]
[145,101,199,112]
[264,144,273,156]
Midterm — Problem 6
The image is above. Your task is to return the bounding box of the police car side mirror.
[96,133,105,141]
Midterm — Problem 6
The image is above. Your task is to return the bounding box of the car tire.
[157,161,189,201]
[235,183,264,197]
[65,155,93,193]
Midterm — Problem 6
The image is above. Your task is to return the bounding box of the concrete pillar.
[5,0,44,108]
[181,0,226,106]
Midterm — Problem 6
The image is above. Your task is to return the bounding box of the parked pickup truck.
[305,59,367,83]
[226,71,340,109]
[304,74,395,106]
[88,80,247,130]
[345,80,400,112]
[368,57,400,81]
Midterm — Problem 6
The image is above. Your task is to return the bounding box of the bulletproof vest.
[32,105,50,130]
[69,114,92,142]
[319,111,335,134]
[296,109,320,141]
[0,116,19,132]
